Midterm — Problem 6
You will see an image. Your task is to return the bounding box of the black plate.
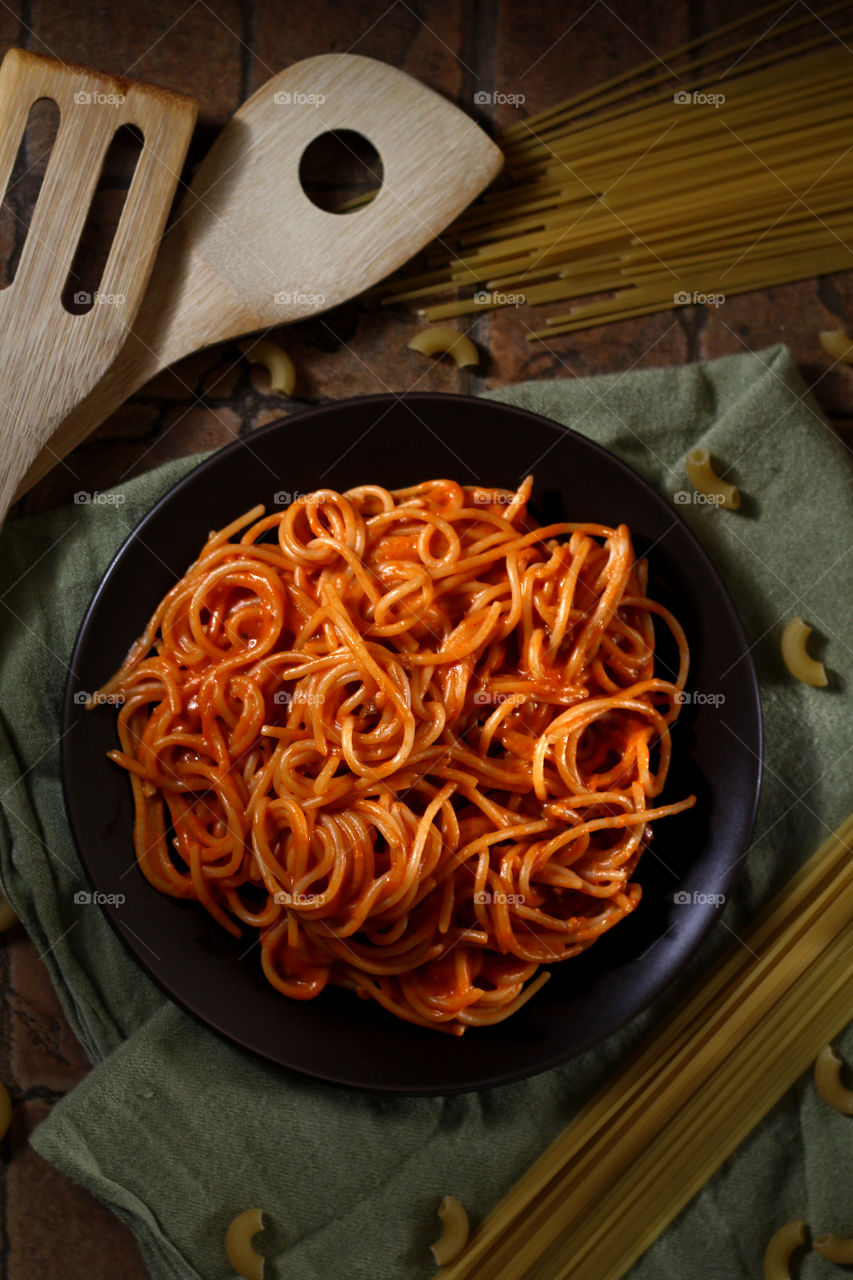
[62,393,761,1094]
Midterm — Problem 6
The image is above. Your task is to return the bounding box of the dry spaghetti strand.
[379,16,853,340]
[98,477,694,1034]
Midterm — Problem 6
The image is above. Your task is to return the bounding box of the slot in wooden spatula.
[0,48,196,521]
[18,53,504,499]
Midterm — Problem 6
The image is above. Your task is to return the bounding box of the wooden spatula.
[16,53,503,499]
[0,49,196,521]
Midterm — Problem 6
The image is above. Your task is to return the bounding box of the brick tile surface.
[6,1102,149,1280]
[7,932,90,1095]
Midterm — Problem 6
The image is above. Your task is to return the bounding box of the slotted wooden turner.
[17,53,504,498]
[0,49,196,520]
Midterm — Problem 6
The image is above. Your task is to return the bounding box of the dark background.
[1,0,852,1275]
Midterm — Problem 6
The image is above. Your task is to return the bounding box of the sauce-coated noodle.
[97,477,694,1033]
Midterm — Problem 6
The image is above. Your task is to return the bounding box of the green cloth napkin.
[2,344,852,1280]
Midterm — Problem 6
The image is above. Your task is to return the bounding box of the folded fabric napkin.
[2,344,852,1280]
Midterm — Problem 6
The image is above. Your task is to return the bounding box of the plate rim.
[61,390,763,1094]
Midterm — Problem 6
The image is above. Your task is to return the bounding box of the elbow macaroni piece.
[431,1195,470,1266]
[335,189,377,213]
[0,1081,11,1141]
[408,326,479,368]
[819,330,853,365]
[0,895,17,933]
[239,339,296,395]
[781,617,828,688]
[814,1232,853,1263]
[685,447,740,510]
[763,1219,805,1280]
[814,1044,853,1113]
[225,1208,265,1280]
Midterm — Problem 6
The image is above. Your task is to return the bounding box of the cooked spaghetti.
[96,477,694,1034]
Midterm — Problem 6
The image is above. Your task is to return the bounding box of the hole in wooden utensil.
[61,123,144,315]
[298,130,382,215]
[0,98,61,289]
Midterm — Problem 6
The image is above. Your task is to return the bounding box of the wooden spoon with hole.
[17,53,503,499]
